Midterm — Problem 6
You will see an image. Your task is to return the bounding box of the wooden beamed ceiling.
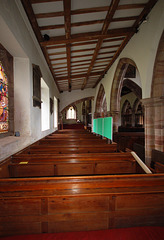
[21,0,158,92]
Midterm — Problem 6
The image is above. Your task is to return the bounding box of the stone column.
[110,111,120,133]
[142,97,164,166]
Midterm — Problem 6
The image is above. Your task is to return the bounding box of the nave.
[0,128,164,239]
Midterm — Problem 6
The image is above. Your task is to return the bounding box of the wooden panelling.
[95,161,136,174]
[55,163,94,176]
[0,222,41,236]
[27,145,117,154]
[154,162,164,173]
[0,129,163,237]
[48,196,111,213]
[114,208,164,228]
[0,198,41,216]
[9,157,138,177]
[0,157,11,178]
[9,164,55,177]
[0,174,164,236]
[116,193,164,210]
[48,212,109,233]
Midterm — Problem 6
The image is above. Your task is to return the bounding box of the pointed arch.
[121,100,132,127]
[110,58,138,113]
[133,98,144,127]
[151,30,164,97]
[61,97,94,114]
[95,84,107,118]
[123,79,142,100]
[110,58,141,131]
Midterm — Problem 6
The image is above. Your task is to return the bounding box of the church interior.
[0,0,164,239]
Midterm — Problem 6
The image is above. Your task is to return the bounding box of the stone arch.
[133,98,144,127]
[61,96,94,114]
[61,97,94,126]
[110,58,140,132]
[95,84,107,118]
[123,79,142,100]
[122,100,131,114]
[121,100,132,127]
[151,31,164,97]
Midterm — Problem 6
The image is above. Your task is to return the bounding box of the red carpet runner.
[1,227,164,240]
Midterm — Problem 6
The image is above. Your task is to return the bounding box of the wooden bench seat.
[45,133,102,139]
[11,152,134,162]
[113,132,145,151]
[38,138,108,145]
[0,174,164,236]
[21,143,117,154]
[9,152,138,177]
[55,130,90,134]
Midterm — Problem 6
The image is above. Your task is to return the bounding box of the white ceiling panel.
[21,0,157,92]
[32,2,63,14]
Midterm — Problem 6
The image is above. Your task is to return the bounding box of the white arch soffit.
[59,88,95,111]
[0,16,27,58]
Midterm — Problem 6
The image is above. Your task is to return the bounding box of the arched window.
[0,62,9,134]
[66,106,76,119]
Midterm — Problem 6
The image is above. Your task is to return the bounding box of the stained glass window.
[0,62,9,133]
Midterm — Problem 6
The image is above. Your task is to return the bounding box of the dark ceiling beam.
[63,0,71,91]
[50,53,93,61]
[47,44,66,49]
[93,0,159,88]
[30,0,62,3]
[71,63,90,68]
[56,71,103,81]
[22,0,43,42]
[81,0,120,90]
[21,0,61,91]
[35,4,146,18]
[40,27,135,46]
[40,16,138,31]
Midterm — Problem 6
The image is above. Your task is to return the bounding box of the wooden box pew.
[22,143,117,154]
[113,132,145,151]
[8,153,139,177]
[154,162,164,173]
[38,138,108,145]
[151,149,164,173]
[55,129,90,134]
[45,133,102,140]
[0,174,164,237]
[11,152,134,163]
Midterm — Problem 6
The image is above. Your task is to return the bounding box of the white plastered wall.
[59,88,95,112]
[0,0,59,161]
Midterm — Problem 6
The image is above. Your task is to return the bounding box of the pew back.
[0,174,164,236]
[9,152,138,177]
